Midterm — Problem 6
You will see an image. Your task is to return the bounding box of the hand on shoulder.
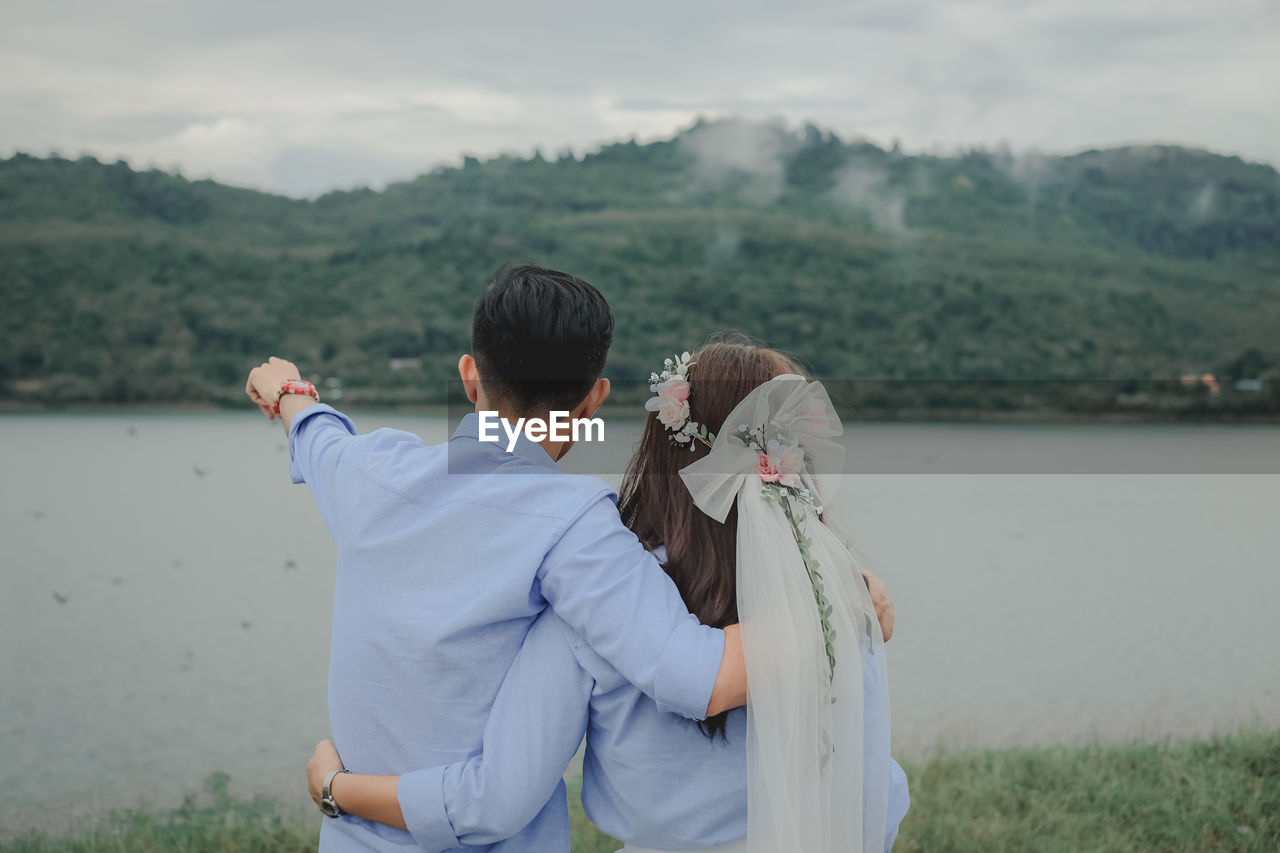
[862,569,895,643]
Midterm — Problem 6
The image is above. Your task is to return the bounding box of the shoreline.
[2,400,1279,426]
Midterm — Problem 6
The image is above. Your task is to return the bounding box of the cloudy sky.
[2,0,1277,197]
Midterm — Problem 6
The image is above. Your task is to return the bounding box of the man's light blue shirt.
[286,406,726,852]
[403,549,910,852]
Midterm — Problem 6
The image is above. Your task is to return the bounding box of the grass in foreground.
[892,729,1278,853]
[3,773,315,853]
[7,730,1276,852]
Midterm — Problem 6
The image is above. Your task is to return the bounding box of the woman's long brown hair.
[618,334,804,738]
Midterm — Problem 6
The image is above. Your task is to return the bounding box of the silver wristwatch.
[320,768,351,817]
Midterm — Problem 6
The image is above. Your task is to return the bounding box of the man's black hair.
[471,264,614,413]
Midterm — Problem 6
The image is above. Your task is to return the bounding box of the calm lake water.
[2,412,1278,832]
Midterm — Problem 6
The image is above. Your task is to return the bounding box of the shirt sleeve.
[396,612,593,851]
[537,496,726,721]
[286,403,358,535]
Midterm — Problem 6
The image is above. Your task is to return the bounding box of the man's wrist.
[278,392,320,426]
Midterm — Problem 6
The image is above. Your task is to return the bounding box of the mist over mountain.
[2,118,1277,415]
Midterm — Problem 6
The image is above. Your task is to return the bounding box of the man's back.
[289,406,724,851]
[294,407,608,850]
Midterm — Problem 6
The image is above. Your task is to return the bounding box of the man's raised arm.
[245,357,359,533]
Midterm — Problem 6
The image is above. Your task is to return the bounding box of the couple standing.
[245,265,909,852]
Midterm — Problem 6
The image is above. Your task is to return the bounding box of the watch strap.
[320,767,350,817]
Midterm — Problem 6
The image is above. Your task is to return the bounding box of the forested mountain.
[2,118,1277,416]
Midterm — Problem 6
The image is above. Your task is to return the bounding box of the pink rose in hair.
[757,451,782,482]
[758,439,804,487]
[658,378,690,403]
[645,378,692,429]
[656,396,690,429]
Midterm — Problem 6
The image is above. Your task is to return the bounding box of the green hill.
[2,118,1277,416]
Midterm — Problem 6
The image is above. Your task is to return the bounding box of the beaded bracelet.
[272,379,320,414]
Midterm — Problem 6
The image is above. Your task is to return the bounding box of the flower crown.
[645,351,716,450]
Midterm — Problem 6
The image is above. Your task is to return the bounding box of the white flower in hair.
[644,351,715,450]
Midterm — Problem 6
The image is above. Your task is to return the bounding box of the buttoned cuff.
[398,767,460,852]
[286,403,356,484]
[653,621,725,721]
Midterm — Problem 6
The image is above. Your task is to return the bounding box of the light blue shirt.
[406,549,910,852]
[286,407,726,853]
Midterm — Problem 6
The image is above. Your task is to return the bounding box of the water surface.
[2,413,1277,830]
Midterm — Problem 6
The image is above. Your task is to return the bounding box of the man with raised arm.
[245,265,746,852]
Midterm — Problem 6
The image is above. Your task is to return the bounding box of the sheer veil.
[680,375,889,853]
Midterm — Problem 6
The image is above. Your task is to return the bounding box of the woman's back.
[619,342,912,851]
[568,548,909,852]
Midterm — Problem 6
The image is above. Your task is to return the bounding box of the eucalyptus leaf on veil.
[679,375,889,853]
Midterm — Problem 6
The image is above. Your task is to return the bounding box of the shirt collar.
[451,412,559,470]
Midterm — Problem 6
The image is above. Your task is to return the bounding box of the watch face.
[320,797,341,818]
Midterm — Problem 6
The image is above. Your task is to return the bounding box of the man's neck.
[473,406,569,462]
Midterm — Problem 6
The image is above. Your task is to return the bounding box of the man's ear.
[458,354,481,405]
[573,378,611,419]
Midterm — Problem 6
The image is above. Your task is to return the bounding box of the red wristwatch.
[272,379,320,414]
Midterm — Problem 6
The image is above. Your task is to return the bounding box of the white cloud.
[1,0,1276,196]
[680,118,799,204]
[830,162,910,235]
